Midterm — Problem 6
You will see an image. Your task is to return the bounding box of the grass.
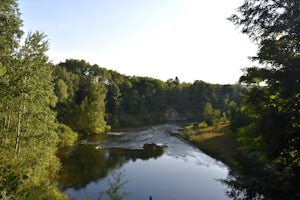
[179,122,238,167]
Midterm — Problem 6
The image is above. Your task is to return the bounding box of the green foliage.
[98,73,244,128]
[198,121,208,130]
[0,31,67,199]
[54,59,107,135]
[213,109,221,124]
[57,123,78,148]
[202,102,214,125]
[0,156,27,199]
[179,123,238,166]
[229,106,253,132]
[180,125,195,140]
[53,63,243,130]
[0,2,67,198]
[236,123,262,153]
[55,79,69,103]
[74,81,107,134]
[0,0,23,76]
[202,103,224,126]
[184,124,194,131]
[226,0,300,199]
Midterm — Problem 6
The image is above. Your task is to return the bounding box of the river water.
[58,123,230,200]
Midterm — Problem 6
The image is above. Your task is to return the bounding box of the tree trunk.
[15,77,28,156]
[15,108,22,156]
[2,102,11,146]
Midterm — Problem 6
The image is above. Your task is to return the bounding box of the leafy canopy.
[226,0,300,199]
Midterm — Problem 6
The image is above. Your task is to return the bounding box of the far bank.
[177,123,238,168]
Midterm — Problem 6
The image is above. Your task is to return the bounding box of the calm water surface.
[59,124,230,200]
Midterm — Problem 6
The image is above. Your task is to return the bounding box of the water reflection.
[58,124,230,200]
[59,143,164,190]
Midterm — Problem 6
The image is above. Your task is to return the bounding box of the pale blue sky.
[18,0,257,84]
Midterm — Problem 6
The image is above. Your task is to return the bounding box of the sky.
[18,0,258,84]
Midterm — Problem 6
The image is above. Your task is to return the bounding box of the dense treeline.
[224,0,300,199]
[53,59,244,132]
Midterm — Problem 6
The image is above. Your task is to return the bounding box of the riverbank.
[177,123,238,167]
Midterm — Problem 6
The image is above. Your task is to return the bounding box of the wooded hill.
[53,59,244,135]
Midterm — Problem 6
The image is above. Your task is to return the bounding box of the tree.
[55,59,107,135]
[13,32,58,155]
[57,123,78,148]
[0,31,67,199]
[0,0,23,76]
[202,102,214,125]
[55,79,69,103]
[225,0,300,199]
[75,80,107,134]
[0,2,67,198]
[0,0,23,147]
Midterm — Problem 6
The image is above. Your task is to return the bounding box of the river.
[58,123,230,200]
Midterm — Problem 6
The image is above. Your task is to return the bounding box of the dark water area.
[58,124,230,200]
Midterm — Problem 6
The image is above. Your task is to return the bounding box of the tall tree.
[0,1,66,198]
[0,0,23,146]
[225,0,300,199]
[0,0,23,76]
[0,31,66,199]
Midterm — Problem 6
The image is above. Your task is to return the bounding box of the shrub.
[57,123,78,148]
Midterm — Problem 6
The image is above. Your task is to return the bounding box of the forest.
[1,0,299,199]
[53,58,244,135]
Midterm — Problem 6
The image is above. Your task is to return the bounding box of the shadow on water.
[58,143,164,190]
[58,124,230,200]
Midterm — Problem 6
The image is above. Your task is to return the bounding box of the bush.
[198,121,208,130]
[57,123,78,148]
